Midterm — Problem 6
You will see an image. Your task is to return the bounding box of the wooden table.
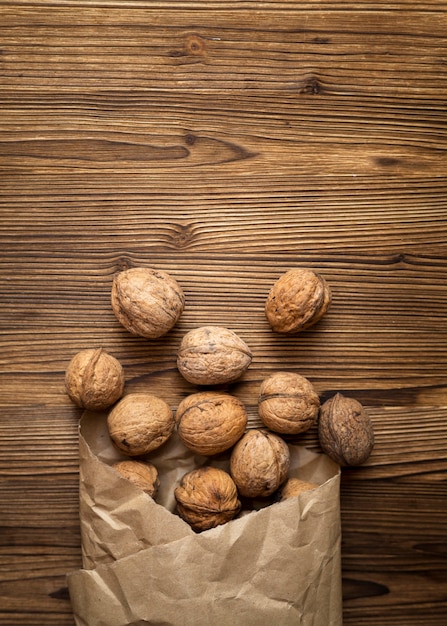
[1,1,446,624]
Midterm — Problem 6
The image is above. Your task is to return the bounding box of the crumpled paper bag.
[67,411,342,626]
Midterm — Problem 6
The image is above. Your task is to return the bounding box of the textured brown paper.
[67,411,342,626]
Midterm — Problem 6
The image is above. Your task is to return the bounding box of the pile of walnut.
[65,266,374,533]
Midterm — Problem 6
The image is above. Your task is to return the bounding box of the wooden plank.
[1,254,446,394]
[1,89,446,254]
[0,4,446,95]
[1,404,447,480]
[1,174,447,251]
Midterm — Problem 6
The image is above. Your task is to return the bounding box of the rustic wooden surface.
[1,1,446,624]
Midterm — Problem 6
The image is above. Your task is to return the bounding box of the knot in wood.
[116,256,134,272]
[185,34,206,56]
[300,76,322,95]
[184,133,197,146]
[170,222,196,249]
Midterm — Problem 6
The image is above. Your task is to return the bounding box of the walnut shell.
[175,391,247,456]
[279,477,319,501]
[112,460,160,497]
[177,325,252,386]
[107,393,175,456]
[265,268,331,333]
[65,348,124,411]
[174,466,241,532]
[318,393,374,466]
[230,429,290,498]
[258,371,320,434]
[111,267,185,339]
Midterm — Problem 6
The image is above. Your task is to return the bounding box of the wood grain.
[0,1,446,624]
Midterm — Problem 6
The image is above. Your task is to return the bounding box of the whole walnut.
[174,466,241,532]
[112,460,159,498]
[65,348,124,411]
[279,477,319,501]
[111,267,185,339]
[175,391,247,456]
[177,325,252,386]
[230,429,290,498]
[107,393,175,456]
[318,393,374,466]
[258,371,320,434]
[265,268,331,333]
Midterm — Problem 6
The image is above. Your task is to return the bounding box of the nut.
[279,477,319,501]
[230,429,290,498]
[175,391,247,456]
[65,348,124,411]
[258,371,320,434]
[174,466,241,532]
[318,393,374,466]
[111,267,185,339]
[265,268,331,333]
[177,325,252,386]
[107,393,175,456]
[112,460,159,497]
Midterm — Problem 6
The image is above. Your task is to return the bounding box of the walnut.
[318,393,374,466]
[279,477,319,501]
[111,267,185,339]
[265,268,331,333]
[258,371,320,434]
[112,460,160,498]
[174,466,241,532]
[177,325,252,386]
[107,393,175,456]
[230,429,290,498]
[175,391,247,456]
[65,348,124,411]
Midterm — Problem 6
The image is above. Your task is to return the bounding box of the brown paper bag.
[67,411,342,626]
